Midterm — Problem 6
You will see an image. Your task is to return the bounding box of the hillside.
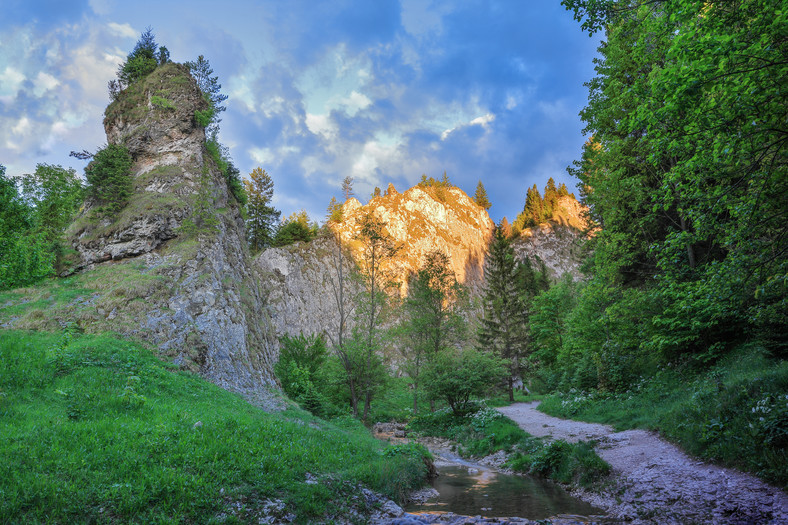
[2,63,278,406]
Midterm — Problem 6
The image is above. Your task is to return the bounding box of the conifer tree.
[520,185,544,228]
[342,176,354,200]
[326,196,343,223]
[117,27,158,88]
[473,180,492,210]
[244,167,280,252]
[186,55,228,136]
[543,177,559,219]
[478,224,531,402]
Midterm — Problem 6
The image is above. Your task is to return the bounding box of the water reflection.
[406,463,603,520]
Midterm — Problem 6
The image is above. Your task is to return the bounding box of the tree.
[515,185,544,229]
[0,165,53,289]
[117,27,158,88]
[543,177,559,218]
[478,224,531,401]
[84,144,133,214]
[354,213,399,420]
[372,186,381,198]
[341,176,354,200]
[473,180,492,210]
[326,196,343,223]
[185,55,228,136]
[422,348,507,416]
[401,250,467,412]
[244,167,280,252]
[324,228,362,415]
[20,164,84,270]
[157,46,170,65]
[272,210,318,247]
[564,0,788,356]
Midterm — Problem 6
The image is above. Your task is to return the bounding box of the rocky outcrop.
[512,195,590,280]
[61,63,279,408]
[255,234,360,343]
[331,184,495,296]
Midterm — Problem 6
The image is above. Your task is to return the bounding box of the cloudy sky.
[0,0,599,223]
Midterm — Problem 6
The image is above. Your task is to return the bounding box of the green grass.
[539,344,788,488]
[407,403,609,488]
[0,330,429,523]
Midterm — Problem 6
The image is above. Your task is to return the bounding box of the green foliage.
[193,107,214,127]
[117,27,159,88]
[274,333,327,401]
[85,144,133,215]
[422,348,507,416]
[518,439,610,487]
[185,55,227,136]
[272,210,319,247]
[150,95,175,110]
[0,165,56,289]
[400,250,468,413]
[204,138,246,205]
[178,169,219,236]
[326,196,343,223]
[473,180,491,210]
[479,224,546,400]
[0,329,429,522]
[244,167,280,252]
[19,163,84,273]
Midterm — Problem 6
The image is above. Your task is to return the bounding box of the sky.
[0,0,600,223]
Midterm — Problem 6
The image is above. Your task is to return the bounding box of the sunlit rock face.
[332,184,496,297]
[60,63,279,408]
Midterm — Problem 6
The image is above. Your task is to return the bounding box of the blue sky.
[0,0,599,223]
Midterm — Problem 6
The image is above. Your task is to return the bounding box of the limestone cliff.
[332,184,495,296]
[255,188,589,343]
[255,234,360,342]
[59,63,278,407]
[512,195,590,279]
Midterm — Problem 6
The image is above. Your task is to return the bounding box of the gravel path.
[497,402,788,524]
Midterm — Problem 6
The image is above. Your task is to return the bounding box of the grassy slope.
[0,330,427,524]
[538,345,788,489]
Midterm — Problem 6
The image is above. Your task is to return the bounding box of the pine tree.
[473,180,492,210]
[185,55,228,135]
[326,196,343,223]
[558,182,570,197]
[543,177,559,219]
[117,27,158,87]
[342,176,354,200]
[244,167,280,252]
[478,224,530,402]
[521,185,544,228]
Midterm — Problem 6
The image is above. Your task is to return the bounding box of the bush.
[422,348,507,416]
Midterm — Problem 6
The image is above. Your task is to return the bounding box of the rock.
[60,63,280,408]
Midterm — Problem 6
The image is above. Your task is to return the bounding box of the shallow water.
[405,460,603,520]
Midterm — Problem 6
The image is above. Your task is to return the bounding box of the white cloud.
[305,113,336,138]
[441,112,495,140]
[12,116,32,136]
[107,22,136,39]
[0,67,26,99]
[32,71,60,96]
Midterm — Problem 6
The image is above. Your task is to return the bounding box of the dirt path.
[497,402,788,524]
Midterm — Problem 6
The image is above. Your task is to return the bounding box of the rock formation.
[511,195,590,280]
[256,187,590,344]
[61,63,279,407]
[332,184,495,296]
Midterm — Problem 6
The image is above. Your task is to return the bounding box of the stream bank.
[497,402,788,524]
[373,427,607,525]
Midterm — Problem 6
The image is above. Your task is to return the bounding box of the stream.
[405,448,605,522]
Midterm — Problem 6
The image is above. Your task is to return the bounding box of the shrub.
[85,144,133,214]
